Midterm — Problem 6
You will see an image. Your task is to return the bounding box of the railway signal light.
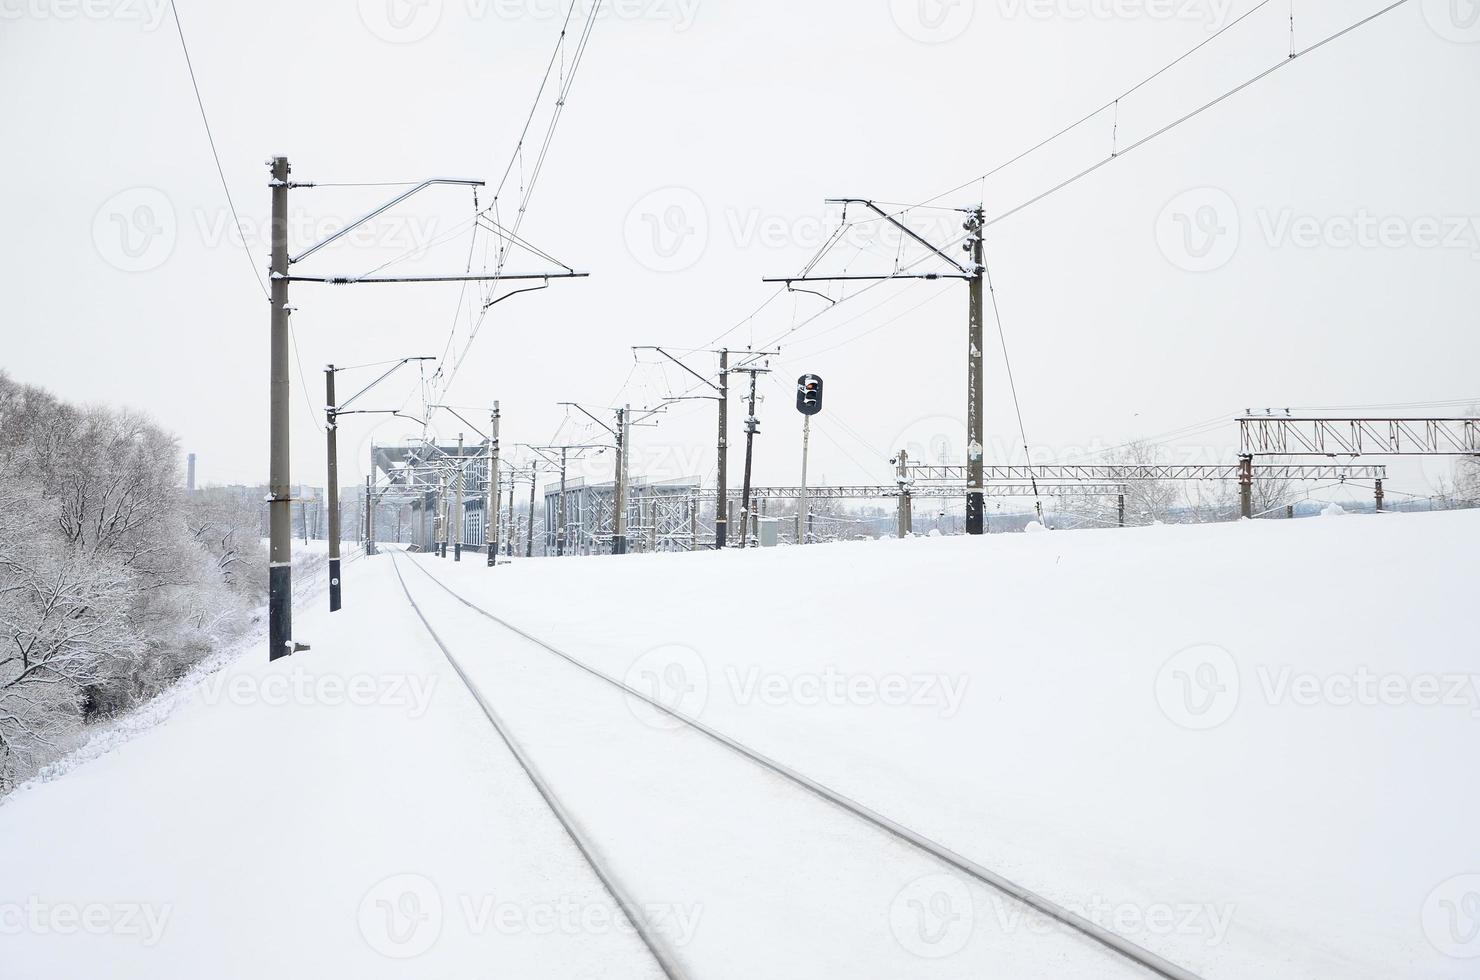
[797,374,824,416]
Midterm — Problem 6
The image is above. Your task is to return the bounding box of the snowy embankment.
[1,511,1476,978]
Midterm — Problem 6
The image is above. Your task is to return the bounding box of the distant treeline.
[0,373,264,792]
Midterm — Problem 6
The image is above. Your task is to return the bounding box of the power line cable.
[167,0,264,300]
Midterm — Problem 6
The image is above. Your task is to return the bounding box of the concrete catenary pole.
[1238,454,1254,519]
[738,368,761,549]
[557,448,569,557]
[505,473,516,557]
[325,367,342,611]
[895,449,912,538]
[267,155,295,659]
[965,206,986,536]
[454,433,465,561]
[613,406,629,555]
[526,471,537,558]
[486,404,501,566]
[715,350,729,549]
[437,471,448,558]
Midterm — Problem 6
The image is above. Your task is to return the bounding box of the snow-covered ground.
[2,510,1477,978]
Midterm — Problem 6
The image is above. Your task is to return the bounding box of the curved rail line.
[392,551,1206,980]
[389,556,689,980]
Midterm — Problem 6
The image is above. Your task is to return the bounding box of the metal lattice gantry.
[902,462,1390,483]
[1238,416,1480,457]
[686,484,1128,500]
[545,478,703,556]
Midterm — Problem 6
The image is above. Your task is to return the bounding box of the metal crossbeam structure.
[659,484,1127,501]
[904,462,1388,483]
[1239,417,1480,457]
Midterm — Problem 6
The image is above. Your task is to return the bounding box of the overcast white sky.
[4,0,1478,503]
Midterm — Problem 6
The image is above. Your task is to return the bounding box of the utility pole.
[453,433,465,560]
[689,492,699,551]
[895,449,912,538]
[261,160,587,661]
[419,488,428,551]
[365,475,374,555]
[613,407,629,554]
[267,156,295,660]
[965,206,986,536]
[327,355,434,598]
[718,351,729,548]
[1238,454,1254,519]
[437,471,449,557]
[525,443,603,558]
[763,199,985,535]
[504,472,516,557]
[559,403,664,556]
[324,366,341,611]
[557,448,568,556]
[526,471,538,557]
[632,346,774,550]
[733,364,769,549]
[487,404,501,566]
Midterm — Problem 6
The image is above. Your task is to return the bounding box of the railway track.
[389,551,1205,980]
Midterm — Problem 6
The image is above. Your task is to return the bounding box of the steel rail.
[388,556,689,980]
[397,554,1206,980]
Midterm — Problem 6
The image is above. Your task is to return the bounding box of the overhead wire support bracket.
[762,272,972,283]
[289,178,486,266]
[285,271,590,285]
[824,198,974,275]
